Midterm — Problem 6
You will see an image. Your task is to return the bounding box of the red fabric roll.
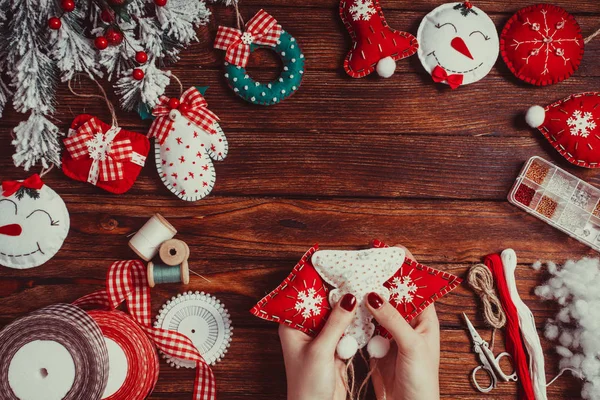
[485,253,535,400]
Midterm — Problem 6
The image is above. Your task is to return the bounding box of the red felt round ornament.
[95,36,109,50]
[500,4,584,86]
[48,17,62,30]
[132,68,145,80]
[135,51,148,64]
[61,0,75,12]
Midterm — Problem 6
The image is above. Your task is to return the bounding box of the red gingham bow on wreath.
[214,9,282,67]
[64,118,133,185]
[148,87,220,146]
[74,260,216,400]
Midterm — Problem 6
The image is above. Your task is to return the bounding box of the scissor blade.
[462,312,484,344]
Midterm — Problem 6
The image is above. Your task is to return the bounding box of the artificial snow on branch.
[115,63,170,111]
[12,113,63,170]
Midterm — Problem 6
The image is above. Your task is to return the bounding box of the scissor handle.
[471,365,496,393]
[494,352,518,382]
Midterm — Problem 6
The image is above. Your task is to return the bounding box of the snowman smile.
[0,242,44,258]
[428,51,484,74]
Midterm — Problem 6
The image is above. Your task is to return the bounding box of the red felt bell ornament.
[340,0,418,78]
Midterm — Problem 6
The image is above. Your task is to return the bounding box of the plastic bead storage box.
[508,156,600,251]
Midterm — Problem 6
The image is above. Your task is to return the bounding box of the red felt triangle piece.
[371,239,462,338]
[537,92,600,168]
[250,245,331,336]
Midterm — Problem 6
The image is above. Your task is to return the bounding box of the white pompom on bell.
[367,335,391,358]
[376,56,396,78]
[525,105,546,128]
[336,335,359,360]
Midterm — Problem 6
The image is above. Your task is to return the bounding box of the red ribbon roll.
[87,310,159,400]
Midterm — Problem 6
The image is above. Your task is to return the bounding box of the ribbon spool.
[129,213,177,261]
[0,304,109,400]
[159,239,190,266]
[87,310,159,400]
[147,261,190,288]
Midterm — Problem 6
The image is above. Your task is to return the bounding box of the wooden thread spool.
[159,239,190,266]
[147,261,190,288]
[129,214,177,261]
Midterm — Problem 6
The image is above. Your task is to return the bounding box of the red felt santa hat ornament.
[526,92,600,168]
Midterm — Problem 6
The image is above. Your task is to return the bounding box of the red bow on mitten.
[341,0,418,78]
[1,174,44,197]
[62,115,149,194]
[214,9,282,68]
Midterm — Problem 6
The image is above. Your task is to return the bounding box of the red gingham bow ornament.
[64,118,133,185]
[214,9,282,67]
[74,260,217,400]
[148,87,220,146]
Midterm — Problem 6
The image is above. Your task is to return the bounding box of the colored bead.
[135,51,148,64]
[132,68,145,80]
[94,36,109,50]
[48,17,62,30]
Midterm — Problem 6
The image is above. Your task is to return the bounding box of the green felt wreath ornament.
[214,9,305,106]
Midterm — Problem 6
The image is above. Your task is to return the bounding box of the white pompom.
[525,105,546,128]
[336,335,359,360]
[367,335,390,359]
[376,56,396,78]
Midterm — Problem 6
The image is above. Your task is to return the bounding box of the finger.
[311,293,357,354]
[278,324,311,356]
[411,304,439,332]
[366,292,419,352]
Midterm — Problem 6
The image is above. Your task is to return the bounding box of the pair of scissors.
[462,313,518,393]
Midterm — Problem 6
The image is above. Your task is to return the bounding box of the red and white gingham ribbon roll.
[0,304,109,400]
[75,260,217,400]
[87,310,160,400]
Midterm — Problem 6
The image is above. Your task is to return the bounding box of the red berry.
[61,0,75,12]
[100,9,114,23]
[464,1,473,8]
[168,98,180,109]
[106,29,123,45]
[135,51,148,64]
[178,104,190,114]
[132,69,145,80]
[154,0,167,6]
[95,36,109,50]
[48,17,62,30]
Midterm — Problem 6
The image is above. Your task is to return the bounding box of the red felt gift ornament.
[250,245,330,336]
[340,0,418,78]
[526,92,600,168]
[62,115,150,194]
[501,4,584,86]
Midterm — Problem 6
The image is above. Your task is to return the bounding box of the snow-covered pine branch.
[115,62,170,111]
[97,22,142,78]
[12,113,63,170]
[156,0,211,45]
[0,79,11,118]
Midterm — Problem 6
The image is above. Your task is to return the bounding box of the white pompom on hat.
[336,335,359,360]
[525,105,546,128]
[367,335,391,358]
[376,57,396,78]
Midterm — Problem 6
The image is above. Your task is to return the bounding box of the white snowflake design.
[294,288,324,319]
[567,110,597,138]
[511,9,580,75]
[389,276,418,304]
[86,133,113,161]
[349,0,376,22]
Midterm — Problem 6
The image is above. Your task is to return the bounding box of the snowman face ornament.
[0,175,70,269]
[417,2,499,88]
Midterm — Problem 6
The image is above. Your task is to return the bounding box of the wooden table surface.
[1,0,599,398]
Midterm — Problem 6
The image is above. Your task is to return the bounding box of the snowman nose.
[451,37,473,59]
[0,224,22,236]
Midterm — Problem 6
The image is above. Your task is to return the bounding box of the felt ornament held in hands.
[148,87,228,201]
[417,1,499,88]
[340,0,418,78]
[526,92,600,168]
[0,175,69,269]
[63,115,150,194]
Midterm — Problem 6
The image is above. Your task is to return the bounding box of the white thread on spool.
[502,249,548,400]
[159,239,190,266]
[128,214,177,261]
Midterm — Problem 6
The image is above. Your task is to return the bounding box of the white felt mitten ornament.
[148,87,228,201]
[417,1,499,88]
[0,175,69,269]
[311,247,406,359]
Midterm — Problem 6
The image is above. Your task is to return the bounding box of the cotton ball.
[532,260,542,271]
[547,261,558,275]
[549,277,564,289]
[545,323,559,340]
[557,307,571,323]
[580,331,600,356]
[582,357,600,378]
[559,331,574,348]
[525,105,546,128]
[367,335,390,359]
[376,57,396,78]
[336,335,358,360]
[535,285,552,300]
[556,345,574,358]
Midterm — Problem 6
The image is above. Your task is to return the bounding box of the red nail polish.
[368,292,384,309]
[340,293,356,311]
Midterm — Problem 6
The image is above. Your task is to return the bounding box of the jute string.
[467,263,506,350]
[67,75,118,127]
[585,27,600,44]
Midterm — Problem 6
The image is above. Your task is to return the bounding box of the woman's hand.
[279,293,357,400]
[367,249,441,400]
